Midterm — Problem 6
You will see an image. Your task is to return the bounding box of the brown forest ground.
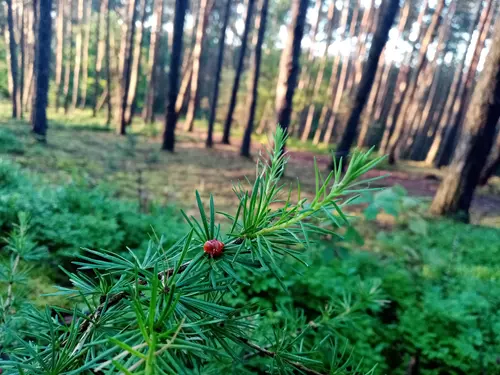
[1,108,499,226]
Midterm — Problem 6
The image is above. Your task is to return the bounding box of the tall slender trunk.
[5,0,19,118]
[335,0,400,161]
[351,0,375,92]
[322,0,360,145]
[436,0,495,167]
[125,0,148,126]
[117,0,140,135]
[275,0,309,139]
[93,0,106,116]
[22,5,34,113]
[175,61,193,113]
[221,0,255,143]
[430,22,500,222]
[300,1,335,142]
[55,0,64,110]
[385,0,446,163]
[184,0,210,132]
[162,0,188,151]
[71,0,84,110]
[79,0,91,108]
[206,0,232,148]
[63,0,73,114]
[312,0,350,145]
[32,0,52,141]
[19,3,25,117]
[105,0,112,125]
[143,0,165,124]
[240,0,270,156]
[404,1,456,158]
[378,0,428,154]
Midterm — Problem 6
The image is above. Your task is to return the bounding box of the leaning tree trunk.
[117,0,140,135]
[335,0,400,163]
[275,0,309,139]
[430,22,500,222]
[32,0,52,140]
[206,0,232,148]
[221,0,255,144]
[162,0,188,151]
[71,0,84,111]
[93,0,106,116]
[55,0,64,111]
[5,0,19,118]
[184,0,210,132]
[240,0,270,156]
[79,0,91,108]
[143,0,165,124]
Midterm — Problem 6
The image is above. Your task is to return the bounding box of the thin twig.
[240,338,326,375]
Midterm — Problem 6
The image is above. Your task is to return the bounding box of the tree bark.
[125,0,148,126]
[162,0,188,151]
[5,0,19,118]
[93,0,106,116]
[184,0,210,132]
[479,130,500,185]
[221,0,255,143]
[275,0,309,138]
[430,22,500,222]
[335,0,399,162]
[206,0,232,148]
[240,0,269,156]
[19,2,25,117]
[32,0,52,141]
[71,0,84,111]
[300,1,335,142]
[117,0,140,135]
[79,0,91,108]
[105,0,112,125]
[385,0,446,163]
[143,0,165,124]
[63,0,73,114]
[55,0,65,111]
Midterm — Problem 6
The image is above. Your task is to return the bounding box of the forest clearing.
[1,0,500,373]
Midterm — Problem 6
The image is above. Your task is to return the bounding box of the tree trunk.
[335,0,399,162]
[125,0,148,126]
[105,0,112,125]
[312,0,350,145]
[63,0,73,114]
[32,0,52,141]
[385,0,445,163]
[240,0,269,156]
[275,0,309,138]
[430,22,500,222]
[55,0,64,111]
[435,0,494,167]
[93,0,106,117]
[162,0,188,151]
[117,0,140,135]
[71,0,84,110]
[206,0,232,148]
[175,57,193,114]
[143,0,165,124]
[184,0,210,132]
[351,0,375,92]
[79,0,91,108]
[479,130,500,185]
[221,0,255,143]
[19,2,25,117]
[300,1,335,142]
[5,0,19,118]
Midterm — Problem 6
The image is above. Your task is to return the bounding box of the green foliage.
[0,129,385,374]
[0,127,24,155]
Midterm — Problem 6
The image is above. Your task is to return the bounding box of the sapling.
[1,128,386,374]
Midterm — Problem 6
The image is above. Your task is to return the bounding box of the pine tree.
[5,0,19,118]
[430,22,500,222]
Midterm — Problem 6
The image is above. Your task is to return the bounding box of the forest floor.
[1,104,499,227]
